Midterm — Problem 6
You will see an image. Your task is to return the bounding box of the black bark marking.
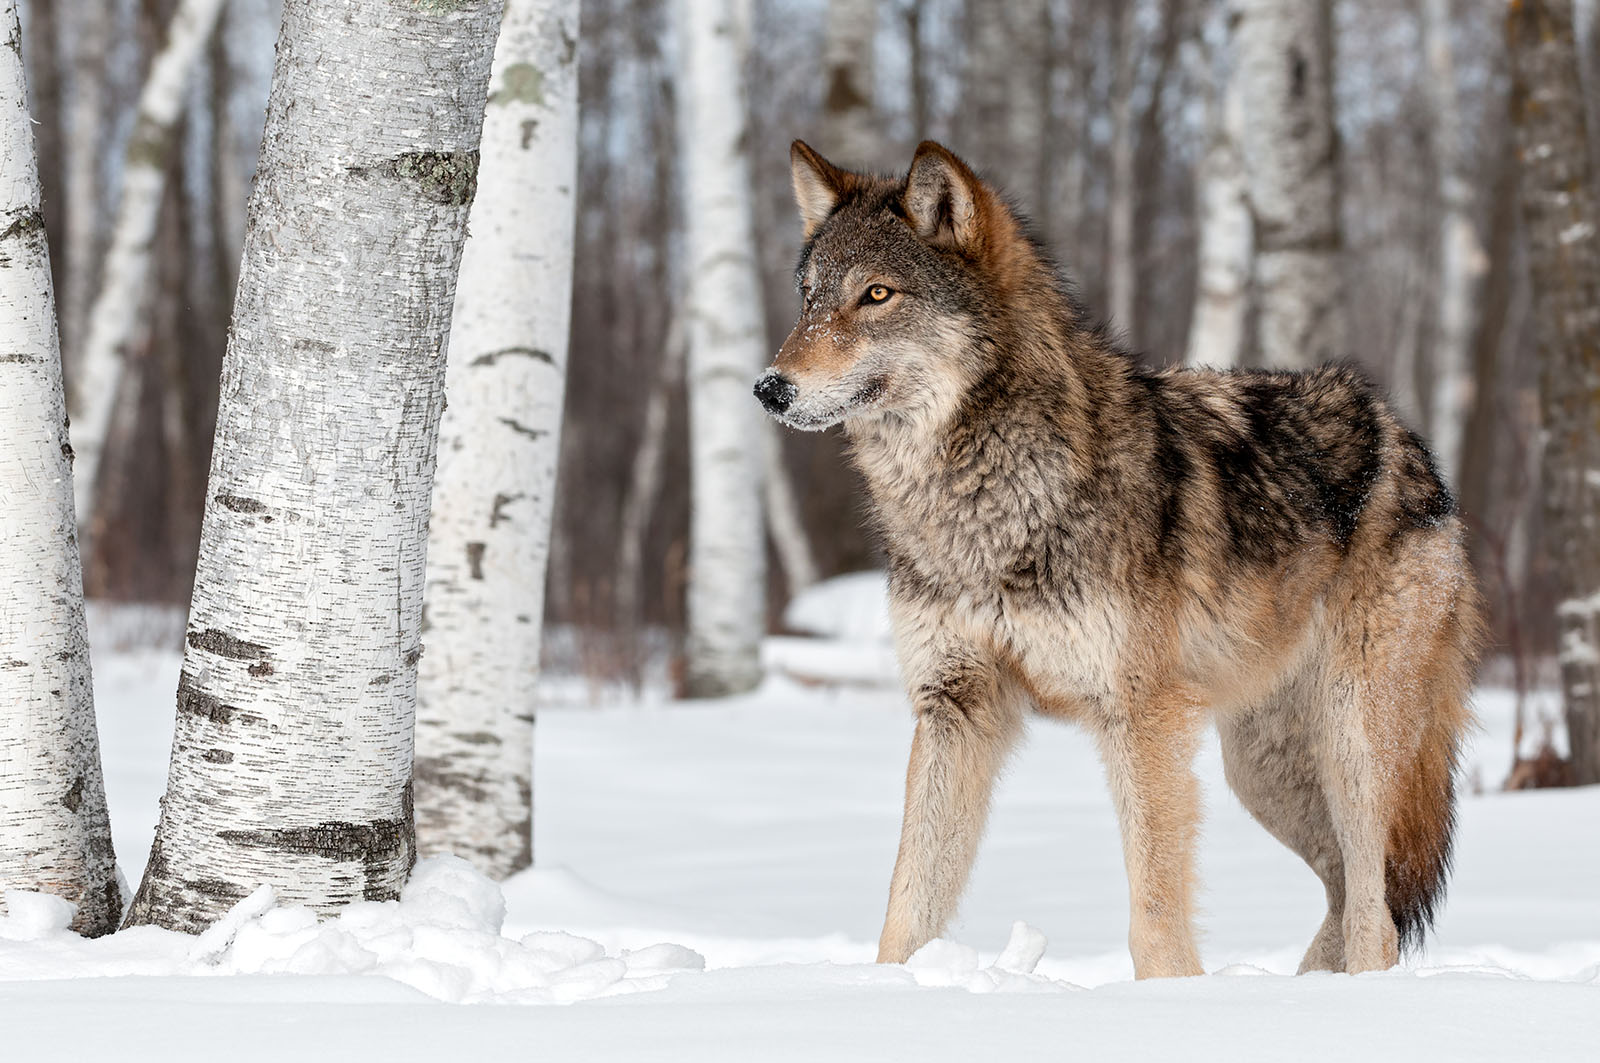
[248,660,274,678]
[498,417,548,441]
[0,208,45,242]
[363,150,480,205]
[457,731,502,745]
[404,647,424,667]
[489,492,523,527]
[0,352,40,363]
[62,774,84,812]
[469,346,553,368]
[202,749,234,764]
[370,673,393,686]
[188,628,268,661]
[466,541,487,580]
[216,493,267,514]
[2,659,26,668]
[177,671,263,727]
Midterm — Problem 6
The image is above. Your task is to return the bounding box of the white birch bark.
[1185,29,1252,369]
[1106,1,1139,337]
[124,0,503,933]
[1230,0,1344,369]
[615,311,686,642]
[819,0,876,166]
[58,0,111,379]
[415,0,579,881]
[70,0,225,532]
[1420,0,1485,487]
[678,0,767,698]
[0,0,119,937]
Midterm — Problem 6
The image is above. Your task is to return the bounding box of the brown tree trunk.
[1508,0,1600,785]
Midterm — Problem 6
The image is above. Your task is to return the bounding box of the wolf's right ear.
[903,141,984,253]
[791,140,846,239]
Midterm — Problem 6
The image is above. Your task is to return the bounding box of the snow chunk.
[783,570,891,642]
[0,891,77,941]
[905,929,1074,994]
[993,922,1048,975]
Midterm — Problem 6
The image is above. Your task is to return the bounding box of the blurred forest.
[12,0,1586,690]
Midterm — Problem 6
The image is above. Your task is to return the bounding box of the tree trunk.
[124,0,503,932]
[57,0,111,379]
[1105,0,1139,337]
[0,0,119,937]
[964,0,1050,219]
[678,0,767,698]
[1421,0,1486,488]
[415,0,580,881]
[70,0,224,536]
[1508,0,1600,786]
[764,425,820,597]
[1185,22,1251,368]
[19,0,64,305]
[1230,0,1343,369]
[819,0,875,167]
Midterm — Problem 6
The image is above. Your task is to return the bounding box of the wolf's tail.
[1384,586,1481,954]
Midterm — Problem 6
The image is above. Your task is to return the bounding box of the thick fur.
[758,141,1482,977]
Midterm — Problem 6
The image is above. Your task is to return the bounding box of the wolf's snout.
[754,371,798,415]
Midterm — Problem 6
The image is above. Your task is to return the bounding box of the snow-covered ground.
[3,589,1599,1060]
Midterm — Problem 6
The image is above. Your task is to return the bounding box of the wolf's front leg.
[1096,692,1206,978]
[877,653,1022,963]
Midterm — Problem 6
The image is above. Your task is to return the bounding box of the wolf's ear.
[791,140,847,239]
[903,141,983,253]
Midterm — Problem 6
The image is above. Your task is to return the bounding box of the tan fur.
[760,141,1483,978]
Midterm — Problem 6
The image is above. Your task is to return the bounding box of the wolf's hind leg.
[1096,692,1206,979]
[876,655,1022,964]
[1217,697,1346,973]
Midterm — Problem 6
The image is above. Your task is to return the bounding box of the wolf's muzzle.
[754,371,798,415]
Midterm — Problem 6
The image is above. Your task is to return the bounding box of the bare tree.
[1420,0,1486,487]
[677,0,767,697]
[0,0,119,936]
[57,0,113,376]
[125,0,503,932]
[70,0,225,535]
[819,0,876,166]
[1508,0,1600,786]
[1186,10,1250,368]
[415,0,580,880]
[1231,0,1343,369]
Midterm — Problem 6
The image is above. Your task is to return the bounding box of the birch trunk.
[615,312,686,644]
[415,0,579,880]
[124,0,502,932]
[678,0,767,698]
[1230,0,1344,369]
[764,425,819,596]
[1420,0,1486,488]
[965,0,1050,217]
[59,0,110,377]
[1185,30,1251,369]
[1508,0,1600,786]
[819,0,876,167]
[1106,1,1139,337]
[70,0,225,533]
[0,0,119,937]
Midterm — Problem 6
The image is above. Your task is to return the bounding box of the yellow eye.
[864,284,893,304]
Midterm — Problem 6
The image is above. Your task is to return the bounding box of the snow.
[3,594,1599,1059]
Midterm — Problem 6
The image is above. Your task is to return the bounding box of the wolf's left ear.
[791,140,846,239]
[903,141,983,253]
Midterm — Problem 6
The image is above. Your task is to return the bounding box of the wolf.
[754,140,1481,978]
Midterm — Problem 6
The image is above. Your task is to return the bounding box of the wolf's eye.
[862,284,894,305]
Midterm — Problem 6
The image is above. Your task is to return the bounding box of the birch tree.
[1507,0,1600,786]
[58,0,112,374]
[965,0,1050,218]
[1230,0,1344,369]
[124,0,503,933]
[1185,20,1251,369]
[1106,0,1139,335]
[1420,0,1485,487]
[415,0,579,880]
[678,0,767,698]
[818,0,876,166]
[70,0,225,532]
[0,0,119,936]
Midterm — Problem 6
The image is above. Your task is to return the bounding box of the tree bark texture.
[1508,0,1600,785]
[1420,0,1486,488]
[964,0,1050,218]
[124,0,503,932]
[70,0,224,535]
[1231,0,1344,369]
[818,0,875,167]
[1185,24,1251,369]
[58,0,112,379]
[0,0,120,937]
[415,0,579,881]
[678,0,767,698]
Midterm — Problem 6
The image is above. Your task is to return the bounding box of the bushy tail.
[1384,586,1481,954]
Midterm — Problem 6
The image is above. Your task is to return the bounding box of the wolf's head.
[755,140,1046,432]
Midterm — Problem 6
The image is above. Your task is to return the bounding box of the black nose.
[754,372,797,415]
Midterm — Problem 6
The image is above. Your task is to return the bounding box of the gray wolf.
[754,139,1481,977]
